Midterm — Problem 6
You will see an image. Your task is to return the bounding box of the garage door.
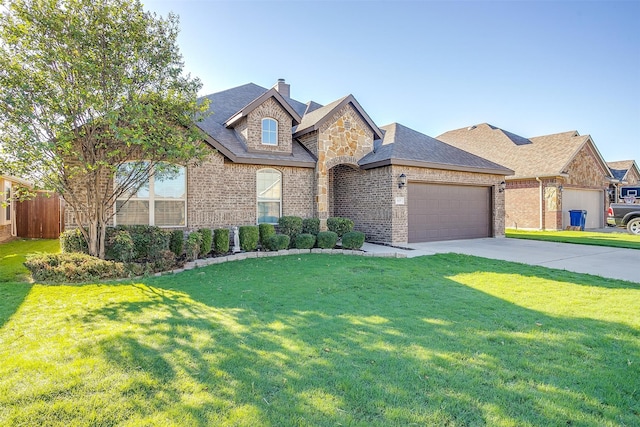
[563,189,604,229]
[408,183,492,243]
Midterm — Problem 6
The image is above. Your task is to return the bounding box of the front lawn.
[507,229,640,249]
[0,238,60,282]
[1,254,638,426]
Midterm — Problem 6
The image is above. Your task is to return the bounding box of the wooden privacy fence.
[16,191,65,239]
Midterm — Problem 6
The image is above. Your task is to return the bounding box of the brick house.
[607,160,640,202]
[102,80,513,244]
[438,123,613,230]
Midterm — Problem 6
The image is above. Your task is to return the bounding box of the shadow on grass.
[45,254,638,426]
[0,283,34,329]
[508,232,640,250]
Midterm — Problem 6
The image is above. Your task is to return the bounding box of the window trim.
[261,117,278,146]
[114,163,187,227]
[256,168,282,225]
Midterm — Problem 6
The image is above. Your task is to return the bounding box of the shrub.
[185,231,202,261]
[60,228,88,254]
[24,253,126,283]
[239,226,259,252]
[117,225,170,261]
[264,234,290,251]
[151,249,177,271]
[341,231,365,250]
[278,216,303,245]
[316,231,338,249]
[169,230,184,257]
[327,217,354,237]
[199,228,213,256]
[259,223,276,247]
[302,218,320,236]
[294,233,316,249]
[213,228,230,254]
[106,229,135,262]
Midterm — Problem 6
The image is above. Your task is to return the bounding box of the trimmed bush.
[213,228,230,254]
[24,252,127,283]
[341,231,365,250]
[117,225,170,261]
[185,231,202,261]
[199,228,213,256]
[259,223,276,247]
[327,217,354,237]
[151,249,177,271]
[316,231,338,249]
[294,233,316,249]
[239,226,259,252]
[106,229,135,262]
[302,218,320,236]
[264,234,290,251]
[60,228,88,254]
[169,230,184,257]
[278,216,303,247]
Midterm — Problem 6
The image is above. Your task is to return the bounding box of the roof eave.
[360,158,514,176]
[203,135,315,169]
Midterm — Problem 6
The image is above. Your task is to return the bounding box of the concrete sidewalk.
[362,238,640,283]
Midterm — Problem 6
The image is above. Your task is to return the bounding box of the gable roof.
[224,87,302,127]
[359,123,513,175]
[293,94,384,140]
[437,123,612,180]
[196,83,315,167]
[607,160,639,182]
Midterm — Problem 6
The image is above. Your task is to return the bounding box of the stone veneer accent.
[315,104,375,223]
[240,97,293,155]
[187,151,314,229]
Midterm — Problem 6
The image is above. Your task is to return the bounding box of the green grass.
[0,239,60,282]
[1,254,638,426]
[507,229,640,249]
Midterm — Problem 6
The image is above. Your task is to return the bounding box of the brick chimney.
[274,78,290,98]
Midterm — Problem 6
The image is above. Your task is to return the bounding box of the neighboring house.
[438,123,613,230]
[607,160,640,202]
[80,80,513,244]
[0,175,31,243]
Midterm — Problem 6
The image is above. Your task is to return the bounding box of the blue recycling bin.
[569,210,587,231]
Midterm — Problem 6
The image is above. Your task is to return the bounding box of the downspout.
[535,177,543,230]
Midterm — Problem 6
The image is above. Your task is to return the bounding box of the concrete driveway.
[362,238,640,283]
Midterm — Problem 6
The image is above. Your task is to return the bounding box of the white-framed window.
[261,118,278,145]
[257,168,281,224]
[2,180,11,225]
[115,162,186,227]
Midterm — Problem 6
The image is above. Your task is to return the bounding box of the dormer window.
[262,118,278,145]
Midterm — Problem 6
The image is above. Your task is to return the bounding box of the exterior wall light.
[557,185,563,193]
[398,173,407,189]
[498,181,506,193]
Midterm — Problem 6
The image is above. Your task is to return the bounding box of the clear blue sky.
[145,0,640,163]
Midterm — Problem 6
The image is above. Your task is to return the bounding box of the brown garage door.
[408,183,492,243]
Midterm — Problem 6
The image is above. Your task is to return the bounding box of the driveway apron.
[362,238,639,283]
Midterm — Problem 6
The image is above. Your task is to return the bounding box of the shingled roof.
[359,123,513,175]
[437,123,611,180]
[607,160,639,182]
[196,83,316,167]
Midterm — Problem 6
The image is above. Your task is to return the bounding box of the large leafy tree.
[0,0,209,258]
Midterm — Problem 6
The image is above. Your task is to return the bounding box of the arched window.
[115,162,186,227]
[261,118,278,145]
[257,168,281,224]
